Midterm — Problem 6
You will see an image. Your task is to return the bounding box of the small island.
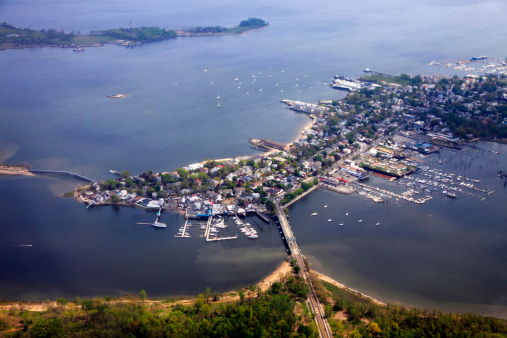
[0,18,269,50]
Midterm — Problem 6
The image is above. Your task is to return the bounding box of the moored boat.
[151,222,167,228]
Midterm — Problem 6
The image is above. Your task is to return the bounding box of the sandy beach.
[0,166,33,176]
[0,261,383,312]
[256,260,293,291]
[313,271,386,306]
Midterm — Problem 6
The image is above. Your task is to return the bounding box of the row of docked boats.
[233,217,258,239]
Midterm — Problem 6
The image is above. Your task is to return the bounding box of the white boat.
[376,223,380,226]
[324,205,327,208]
[346,213,349,216]
[328,219,332,222]
[151,222,167,228]
[249,234,258,239]
[311,213,318,216]
[107,93,130,99]
[339,223,344,226]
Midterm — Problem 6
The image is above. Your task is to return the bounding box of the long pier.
[174,215,191,238]
[275,203,332,338]
[29,170,96,183]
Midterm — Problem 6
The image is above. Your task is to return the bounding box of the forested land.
[0,18,268,49]
[186,18,268,34]
[0,22,75,47]
[1,266,506,337]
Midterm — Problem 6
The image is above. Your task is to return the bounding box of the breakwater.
[282,184,319,208]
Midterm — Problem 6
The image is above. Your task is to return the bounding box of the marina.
[174,216,191,237]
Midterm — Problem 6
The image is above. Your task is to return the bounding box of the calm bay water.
[0,0,506,317]
[289,142,507,318]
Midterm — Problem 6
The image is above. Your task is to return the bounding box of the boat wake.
[1,244,33,247]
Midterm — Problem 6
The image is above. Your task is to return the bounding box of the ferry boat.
[106,93,130,99]
[151,222,167,228]
[331,79,362,92]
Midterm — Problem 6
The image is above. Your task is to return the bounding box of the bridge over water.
[275,202,333,338]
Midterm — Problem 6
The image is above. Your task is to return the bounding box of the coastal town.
[69,70,505,223]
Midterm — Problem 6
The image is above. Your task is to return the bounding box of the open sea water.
[0,0,506,317]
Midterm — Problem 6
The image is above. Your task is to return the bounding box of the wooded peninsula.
[1,262,506,337]
[0,18,268,50]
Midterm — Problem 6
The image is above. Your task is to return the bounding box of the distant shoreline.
[0,20,269,52]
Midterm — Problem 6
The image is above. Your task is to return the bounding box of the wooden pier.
[204,215,239,242]
[174,215,191,238]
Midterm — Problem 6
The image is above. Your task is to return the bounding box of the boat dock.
[232,214,259,239]
[136,207,167,227]
[351,181,433,204]
[206,235,238,242]
[174,216,191,238]
[205,216,238,242]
